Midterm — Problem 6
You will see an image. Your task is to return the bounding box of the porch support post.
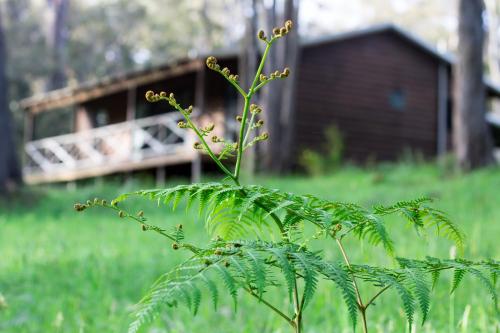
[192,61,205,183]
[156,166,165,187]
[24,111,34,143]
[75,105,92,132]
[126,86,137,121]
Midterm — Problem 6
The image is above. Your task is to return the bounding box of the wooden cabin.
[19,24,500,184]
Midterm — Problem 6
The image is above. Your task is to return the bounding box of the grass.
[0,163,499,332]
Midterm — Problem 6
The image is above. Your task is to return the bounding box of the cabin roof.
[20,23,500,113]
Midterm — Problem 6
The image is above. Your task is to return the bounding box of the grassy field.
[0,163,499,333]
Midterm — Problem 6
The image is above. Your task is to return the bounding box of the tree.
[260,0,282,172]
[453,0,494,171]
[239,0,259,176]
[47,0,70,90]
[485,0,500,114]
[486,0,500,82]
[277,0,299,171]
[260,0,299,172]
[0,4,21,193]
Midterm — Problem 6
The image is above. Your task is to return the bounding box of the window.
[389,88,406,111]
[95,110,109,127]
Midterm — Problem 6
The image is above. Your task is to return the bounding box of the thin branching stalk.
[243,286,295,327]
[292,279,303,333]
[173,103,235,181]
[336,238,369,333]
[365,285,391,309]
[234,39,274,180]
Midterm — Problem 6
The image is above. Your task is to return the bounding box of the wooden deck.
[23,112,197,184]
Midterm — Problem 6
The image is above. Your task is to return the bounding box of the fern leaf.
[359,214,394,254]
[171,188,187,211]
[200,273,219,310]
[244,250,267,298]
[214,263,238,309]
[464,266,498,308]
[237,191,268,222]
[189,281,202,315]
[431,270,440,290]
[267,247,296,300]
[291,252,318,308]
[265,200,295,218]
[451,268,466,294]
[403,268,431,324]
[320,262,358,328]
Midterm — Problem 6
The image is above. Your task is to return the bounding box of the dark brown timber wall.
[294,31,440,163]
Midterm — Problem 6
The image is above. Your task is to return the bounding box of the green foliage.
[75,21,499,333]
[299,125,344,176]
[2,165,500,332]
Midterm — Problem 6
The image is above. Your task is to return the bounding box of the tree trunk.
[239,0,259,176]
[485,0,500,115]
[0,5,21,193]
[453,0,494,171]
[260,0,300,173]
[278,0,299,172]
[48,0,70,90]
[261,0,282,172]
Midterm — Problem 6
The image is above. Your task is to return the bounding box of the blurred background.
[0,0,499,332]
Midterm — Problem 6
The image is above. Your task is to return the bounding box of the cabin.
[19,24,500,184]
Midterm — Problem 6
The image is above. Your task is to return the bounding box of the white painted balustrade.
[23,112,197,183]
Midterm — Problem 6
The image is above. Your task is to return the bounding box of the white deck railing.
[24,112,195,180]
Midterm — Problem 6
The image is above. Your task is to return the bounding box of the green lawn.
[1,163,499,332]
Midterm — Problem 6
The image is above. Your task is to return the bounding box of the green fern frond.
[431,270,440,290]
[244,249,267,298]
[451,267,466,294]
[401,268,431,324]
[353,265,416,327]
[200,274,219,310]
[266,246,296,300]
[373,198,464,250]
[481,260,500,286]
[353,213,394,254]
[318,261,358,328]
[421,207,464,251]
[463,265,498,308]
[214,263,238,309]
[90,183,496,333]
[291,252,318,308]
[205,198,274,240]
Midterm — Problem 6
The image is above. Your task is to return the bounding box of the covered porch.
[19,55,238,184]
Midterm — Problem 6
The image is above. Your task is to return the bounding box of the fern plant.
[75,20,499,333]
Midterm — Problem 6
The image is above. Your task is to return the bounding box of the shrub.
[299,125,343,176]
[76,21,498,333]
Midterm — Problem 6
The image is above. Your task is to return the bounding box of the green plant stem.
[234,97,250,179]
[336,238,368,333]
[254,76,278,92]
[243,286,295,328]
[292,279,303,333]
[219,73,247,98]
[365,285,391,309]
[234,39,274,180]
[174,106,235,181]
[107,200,299,331]
[242,112,256,147]
[106,204,177,241]
[360,308,368,333]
